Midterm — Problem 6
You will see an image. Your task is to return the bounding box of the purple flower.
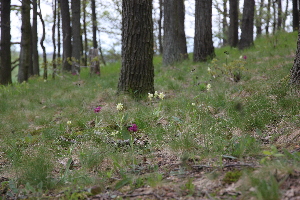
[94,106,101,113]
[243,55,247,60]
[128,124,138,132]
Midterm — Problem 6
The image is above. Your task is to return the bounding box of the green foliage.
[1,32,300,198]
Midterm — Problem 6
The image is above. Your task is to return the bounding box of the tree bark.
[18,0,31,83]
[293,0,299,31]
[0,0,12,85]
[256,0,264,37]
[118,0,154,98]
[82,0,88,67]
[32,0,39,76]
[277,0,282,31]
[228,0,238,47]
[61,0,72,72]
[158,0,163,55]
[291,28,300,85]
[52,0,57,79]
[193,0,215,62]
[266,0,271,35]
[91,0,100,75]
[163,0,188,66]
[238,0,254,50]
[71,0,81,74]
[38,11,47,80]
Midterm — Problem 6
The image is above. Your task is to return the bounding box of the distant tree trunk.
[238,0,254,50]
[163,0,188,66]
[282,0,289,31]
[57,0,61,62]
[194,0,215,62]
[158,0,163,55]
[256,0,264,37]
[222,0,228,46]
[61,0,72,72]
[293,0,299,31]
[277,0,282,31]
[71,0,81,74]
[18,0,31,83]
[272,0,277,34]
[266,0,271,34]
[82,0,88,66]
[32,0,39,76]
[52,0,57,79]
[38,11,47,80]
[228,0,238,47]
[91,0,100,75]
[0,0,12,85]
[118,0,154,98]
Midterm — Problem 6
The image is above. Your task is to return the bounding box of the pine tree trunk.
[118,0,154,98]
[193,0,215,62]
[0,0,12,85]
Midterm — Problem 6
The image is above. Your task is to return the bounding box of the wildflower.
[148,93,154,100]
[154,91,158,98]
[206,84,211,91]
[158,92,165,100]
[111,131,119,136]
[116,103,123,111]
[128,124,138,132]
[239,55,243,59]
[67,121,72,125]
[191,103,196,106]
[243,55,247,60]
[94,106,101,113]
[207,67,211,72]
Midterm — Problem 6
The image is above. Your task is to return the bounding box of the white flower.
[154,91,158,98]
[158,92,165,100]
[148,93,154,100]
[206,84,211,91]
[67,121,72,125]
[111,131,119,136]
[116,103,123,111]
[207,67,211,72]
[191,103,196,106]
[239,55,243,59]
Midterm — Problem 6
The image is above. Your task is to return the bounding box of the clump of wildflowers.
[206,84,212,91]
[116,103,123,111]
[148,91,165,100]
[128,124,138,132]
[67,121,72,125]
[94,106,101,113]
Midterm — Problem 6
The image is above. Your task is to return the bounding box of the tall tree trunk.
[163,0,188,66]
[273,0,277,34]
[57,0,61,61]
[282,0,289,31]
[228,0,238,47]
[91,0,100,75]
[266,0,271,34]
[293,0,299,31]
[71,0,81,74]
[291,28,300,85]
[38,11,47,80]
[193,0,215,62]
[52,0,57,79]
[61,0,72,72]
[118,0,154,98]
[82,0,88,67]
[158,0,163,55]
[238,0,254,50]
[277,0,282,31]
[18,0,31,83]
[0,0,12,85]
[222,0,228,46]
[32,0,39,76]
[256,0,264,37]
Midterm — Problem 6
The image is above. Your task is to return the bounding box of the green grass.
[1,31,300,199]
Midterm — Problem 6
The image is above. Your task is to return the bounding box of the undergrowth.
[1,31,300,199]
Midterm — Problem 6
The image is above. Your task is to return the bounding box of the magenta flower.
[243,55,247,60]
[94,106,101,113]
[128,124,138,132]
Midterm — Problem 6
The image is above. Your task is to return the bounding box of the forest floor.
[1,31,300,200]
